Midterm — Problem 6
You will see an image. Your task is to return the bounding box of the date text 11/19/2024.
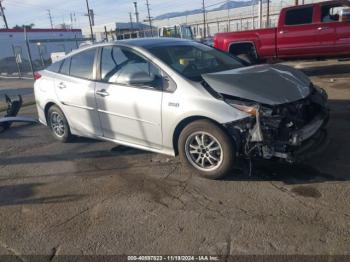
[127,256,220,261]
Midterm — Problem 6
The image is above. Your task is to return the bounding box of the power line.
[0,0,9,29]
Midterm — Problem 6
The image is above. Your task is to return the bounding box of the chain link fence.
[0,36,90,79]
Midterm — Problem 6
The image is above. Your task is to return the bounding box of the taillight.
[34,72,42,80]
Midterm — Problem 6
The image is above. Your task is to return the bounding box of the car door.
[94,45,163,149]
[316,3,350,55]
[277,6,319,57]
[54,48,102,137]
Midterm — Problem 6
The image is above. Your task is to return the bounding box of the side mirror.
[119,70,155,85]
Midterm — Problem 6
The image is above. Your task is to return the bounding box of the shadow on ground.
[0,183,83,207]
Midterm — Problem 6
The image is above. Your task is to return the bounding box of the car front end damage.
[224,85,329,163]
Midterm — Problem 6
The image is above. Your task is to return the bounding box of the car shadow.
[223,161,341,185]
[0,183,84,207]
[0,145,146,166]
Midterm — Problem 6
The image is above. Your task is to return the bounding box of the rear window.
[285,7,313,25]
[46,60,62,73]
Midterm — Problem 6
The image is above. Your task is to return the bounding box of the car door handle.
[58,82,66,89]
[96,89,109,97]
[318,27,329,30]
[279,30,287,34]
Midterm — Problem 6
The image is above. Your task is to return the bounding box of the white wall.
[153,0,331,37]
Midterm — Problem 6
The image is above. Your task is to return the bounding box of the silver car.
[34,38,329,179]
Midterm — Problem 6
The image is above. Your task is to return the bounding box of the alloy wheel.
[185,131,223,172]
[50,112,65,137]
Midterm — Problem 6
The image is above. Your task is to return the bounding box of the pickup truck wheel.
[178,120,235,179]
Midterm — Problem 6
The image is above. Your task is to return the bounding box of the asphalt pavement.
[0,61,349,257]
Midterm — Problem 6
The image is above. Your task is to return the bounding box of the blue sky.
[1,0,229,29]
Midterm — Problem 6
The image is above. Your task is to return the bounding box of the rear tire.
[47,105,72,143]
[178,120,235,179]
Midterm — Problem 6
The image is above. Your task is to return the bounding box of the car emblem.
[168,102,179,107]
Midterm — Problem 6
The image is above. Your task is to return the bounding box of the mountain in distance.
[154,0,259,20]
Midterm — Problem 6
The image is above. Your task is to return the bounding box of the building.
[82,22,155,42]
[152,0,330,39]
[0,28,83,77]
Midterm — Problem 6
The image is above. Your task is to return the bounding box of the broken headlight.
[225,99,260,117]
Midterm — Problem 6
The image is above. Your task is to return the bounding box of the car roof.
[114,37,193,48]
[56,38,195,62]
[89,37,194,50]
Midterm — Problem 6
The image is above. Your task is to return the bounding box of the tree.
[12,23,35,30]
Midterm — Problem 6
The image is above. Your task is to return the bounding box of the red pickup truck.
[214,0,350,63]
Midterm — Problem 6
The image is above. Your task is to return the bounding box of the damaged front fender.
[224,87,329,162]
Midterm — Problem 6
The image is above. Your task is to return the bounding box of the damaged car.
[34,38,329,179]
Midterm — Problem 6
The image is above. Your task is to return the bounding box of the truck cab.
[277,0,350,58]
[214,0,350,63]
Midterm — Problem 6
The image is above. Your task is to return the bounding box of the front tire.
[178,120,235,179]
[47,105,72,143]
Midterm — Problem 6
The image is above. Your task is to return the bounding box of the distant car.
[214,0,350,64]
[34,38,329,179]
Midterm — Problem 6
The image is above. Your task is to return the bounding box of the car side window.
[285,7,313,25]
[47,60,63,73]
[60,58,70,75]
[321,5,349,23]
[100,46,163,89]
[70,48,96,79]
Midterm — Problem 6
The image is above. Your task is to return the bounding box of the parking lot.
[0,60,350,257]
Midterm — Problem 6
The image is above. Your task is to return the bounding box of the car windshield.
[148,42,243,81]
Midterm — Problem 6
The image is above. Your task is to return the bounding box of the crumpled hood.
[202,64,311,105]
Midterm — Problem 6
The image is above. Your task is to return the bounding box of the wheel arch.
[228,41,258,61]
[44,102,57,121]
[172,115,228,156]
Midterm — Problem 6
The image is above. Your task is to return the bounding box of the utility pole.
[295,0,299,5]
[89,9,95,26]
[266,0,270,28]
[133,2,140,24]
[252,0,255,29]
[258,0,262,28]
[202,0,206,39]
[104,26,108,41]
[145,0,153,36]
[47,9,53,29]
[226,0,230,32]
[85,0,94,41]
[129,12,134,33]
[70,13,73,28]
[0,0,9,29]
